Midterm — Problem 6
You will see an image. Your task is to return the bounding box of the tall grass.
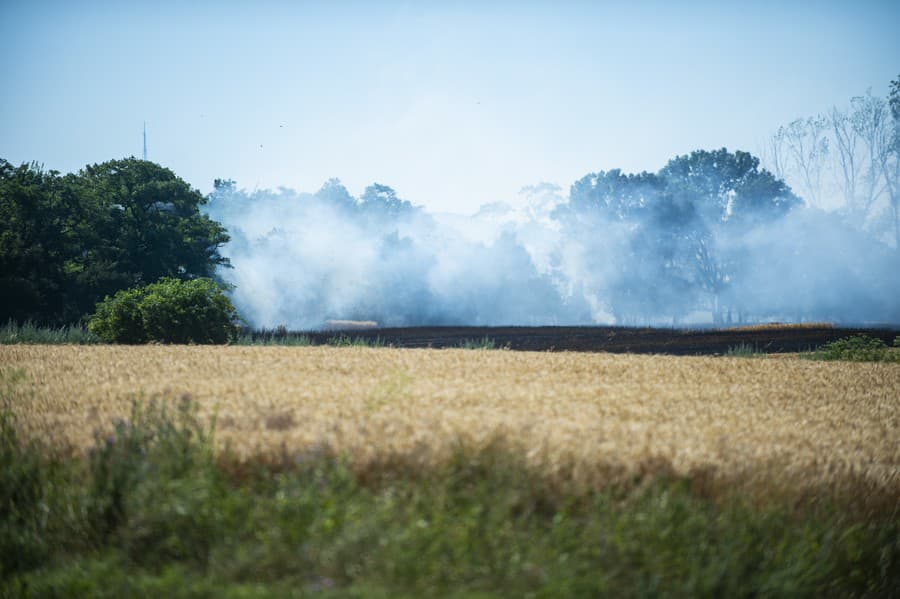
[0,320,99,344]
[233,331,313,346]
[725,342,762,357]
[457,336,498,350]
[2,394,897,597]
[326,334,387,347]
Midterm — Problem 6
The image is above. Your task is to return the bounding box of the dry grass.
[2,345,899,503]
[725,322,834,331]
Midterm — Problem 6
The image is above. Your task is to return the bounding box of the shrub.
[808,334,899,362]
[88,278,239,344]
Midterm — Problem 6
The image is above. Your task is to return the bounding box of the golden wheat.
[725,322,834,331]
[2,345,898,497]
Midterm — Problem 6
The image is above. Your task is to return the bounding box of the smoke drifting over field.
[205,156,900,329]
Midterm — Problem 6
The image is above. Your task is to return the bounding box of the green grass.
[234,329,388,348]
[325,335,387,348]
[2,375,898,597]
[805,334,900,362]
[457,336,498,350]
[0,320,100,344]
[724,342,763,357]
[233,332,314,346]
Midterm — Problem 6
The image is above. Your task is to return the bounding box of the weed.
[0,320,100,344]
[725,342,762,357]
[326,335,387,348]
[457,336,497,350]
[233,332,313,346]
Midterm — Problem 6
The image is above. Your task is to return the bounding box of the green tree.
[657,149,799,323]
[0,158,231,325]
[0,161,74,322]
[72,158,230,287]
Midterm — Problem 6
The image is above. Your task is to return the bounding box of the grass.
[0,320,100,344]
[805,334,900,363]
[457,336,498,350]
[2,391,898,597]
[231,328,390,348]
[724,342,763,357]
[2,322,393,348]
[233,331,314,346]
[325,334,387,348]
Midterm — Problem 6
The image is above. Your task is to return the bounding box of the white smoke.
[205,172,900,330]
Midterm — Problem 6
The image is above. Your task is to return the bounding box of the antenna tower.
[142,122,148,161]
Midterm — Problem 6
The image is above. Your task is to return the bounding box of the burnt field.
[288,324,900,354]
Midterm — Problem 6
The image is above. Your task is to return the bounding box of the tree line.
[2,77,898,328]
[0,159,229,325]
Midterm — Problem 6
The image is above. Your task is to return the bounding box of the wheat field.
[2,345,899,498]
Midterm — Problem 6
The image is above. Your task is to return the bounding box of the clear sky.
[2,0,898,214]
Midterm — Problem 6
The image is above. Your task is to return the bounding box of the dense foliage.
[0,158,229,326]
[808,334,900,362]
[88,278,239,344]
[1,396,897,597]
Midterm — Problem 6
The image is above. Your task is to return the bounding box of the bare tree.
[777,116,830,207]
[887,76,900,249]
[760,131,789,183]
[830,105,862,213]
[873,81,900,248]
[879,144,900,248]
[850,91,891,223]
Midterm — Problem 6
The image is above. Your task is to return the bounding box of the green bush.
[88,278,239,344]
[808,334,899,362]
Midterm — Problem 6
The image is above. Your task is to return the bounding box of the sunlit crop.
[3,345,898,503]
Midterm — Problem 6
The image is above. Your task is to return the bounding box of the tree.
[0,157,231,324]
[848,91,893,225]
[74,158,229,284]
[830,104,862,214]
[881,75,900,248]
[314,178,357,211]
[568,169,664,220]
[0,161,73,322]
[359,183,414,221]
[658,149,800,322]
[773,116,830,208]
[660,149,798,224]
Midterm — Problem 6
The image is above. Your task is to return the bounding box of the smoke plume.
[204,155,900,329]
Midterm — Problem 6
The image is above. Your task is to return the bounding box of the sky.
[2,0,898,214]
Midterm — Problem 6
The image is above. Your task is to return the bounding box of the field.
[3,343,900,596]
[4,344,899,499]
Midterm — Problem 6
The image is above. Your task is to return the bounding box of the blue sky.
[2,0,898,213]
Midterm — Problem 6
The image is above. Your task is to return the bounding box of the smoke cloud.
[204,154,900,330]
